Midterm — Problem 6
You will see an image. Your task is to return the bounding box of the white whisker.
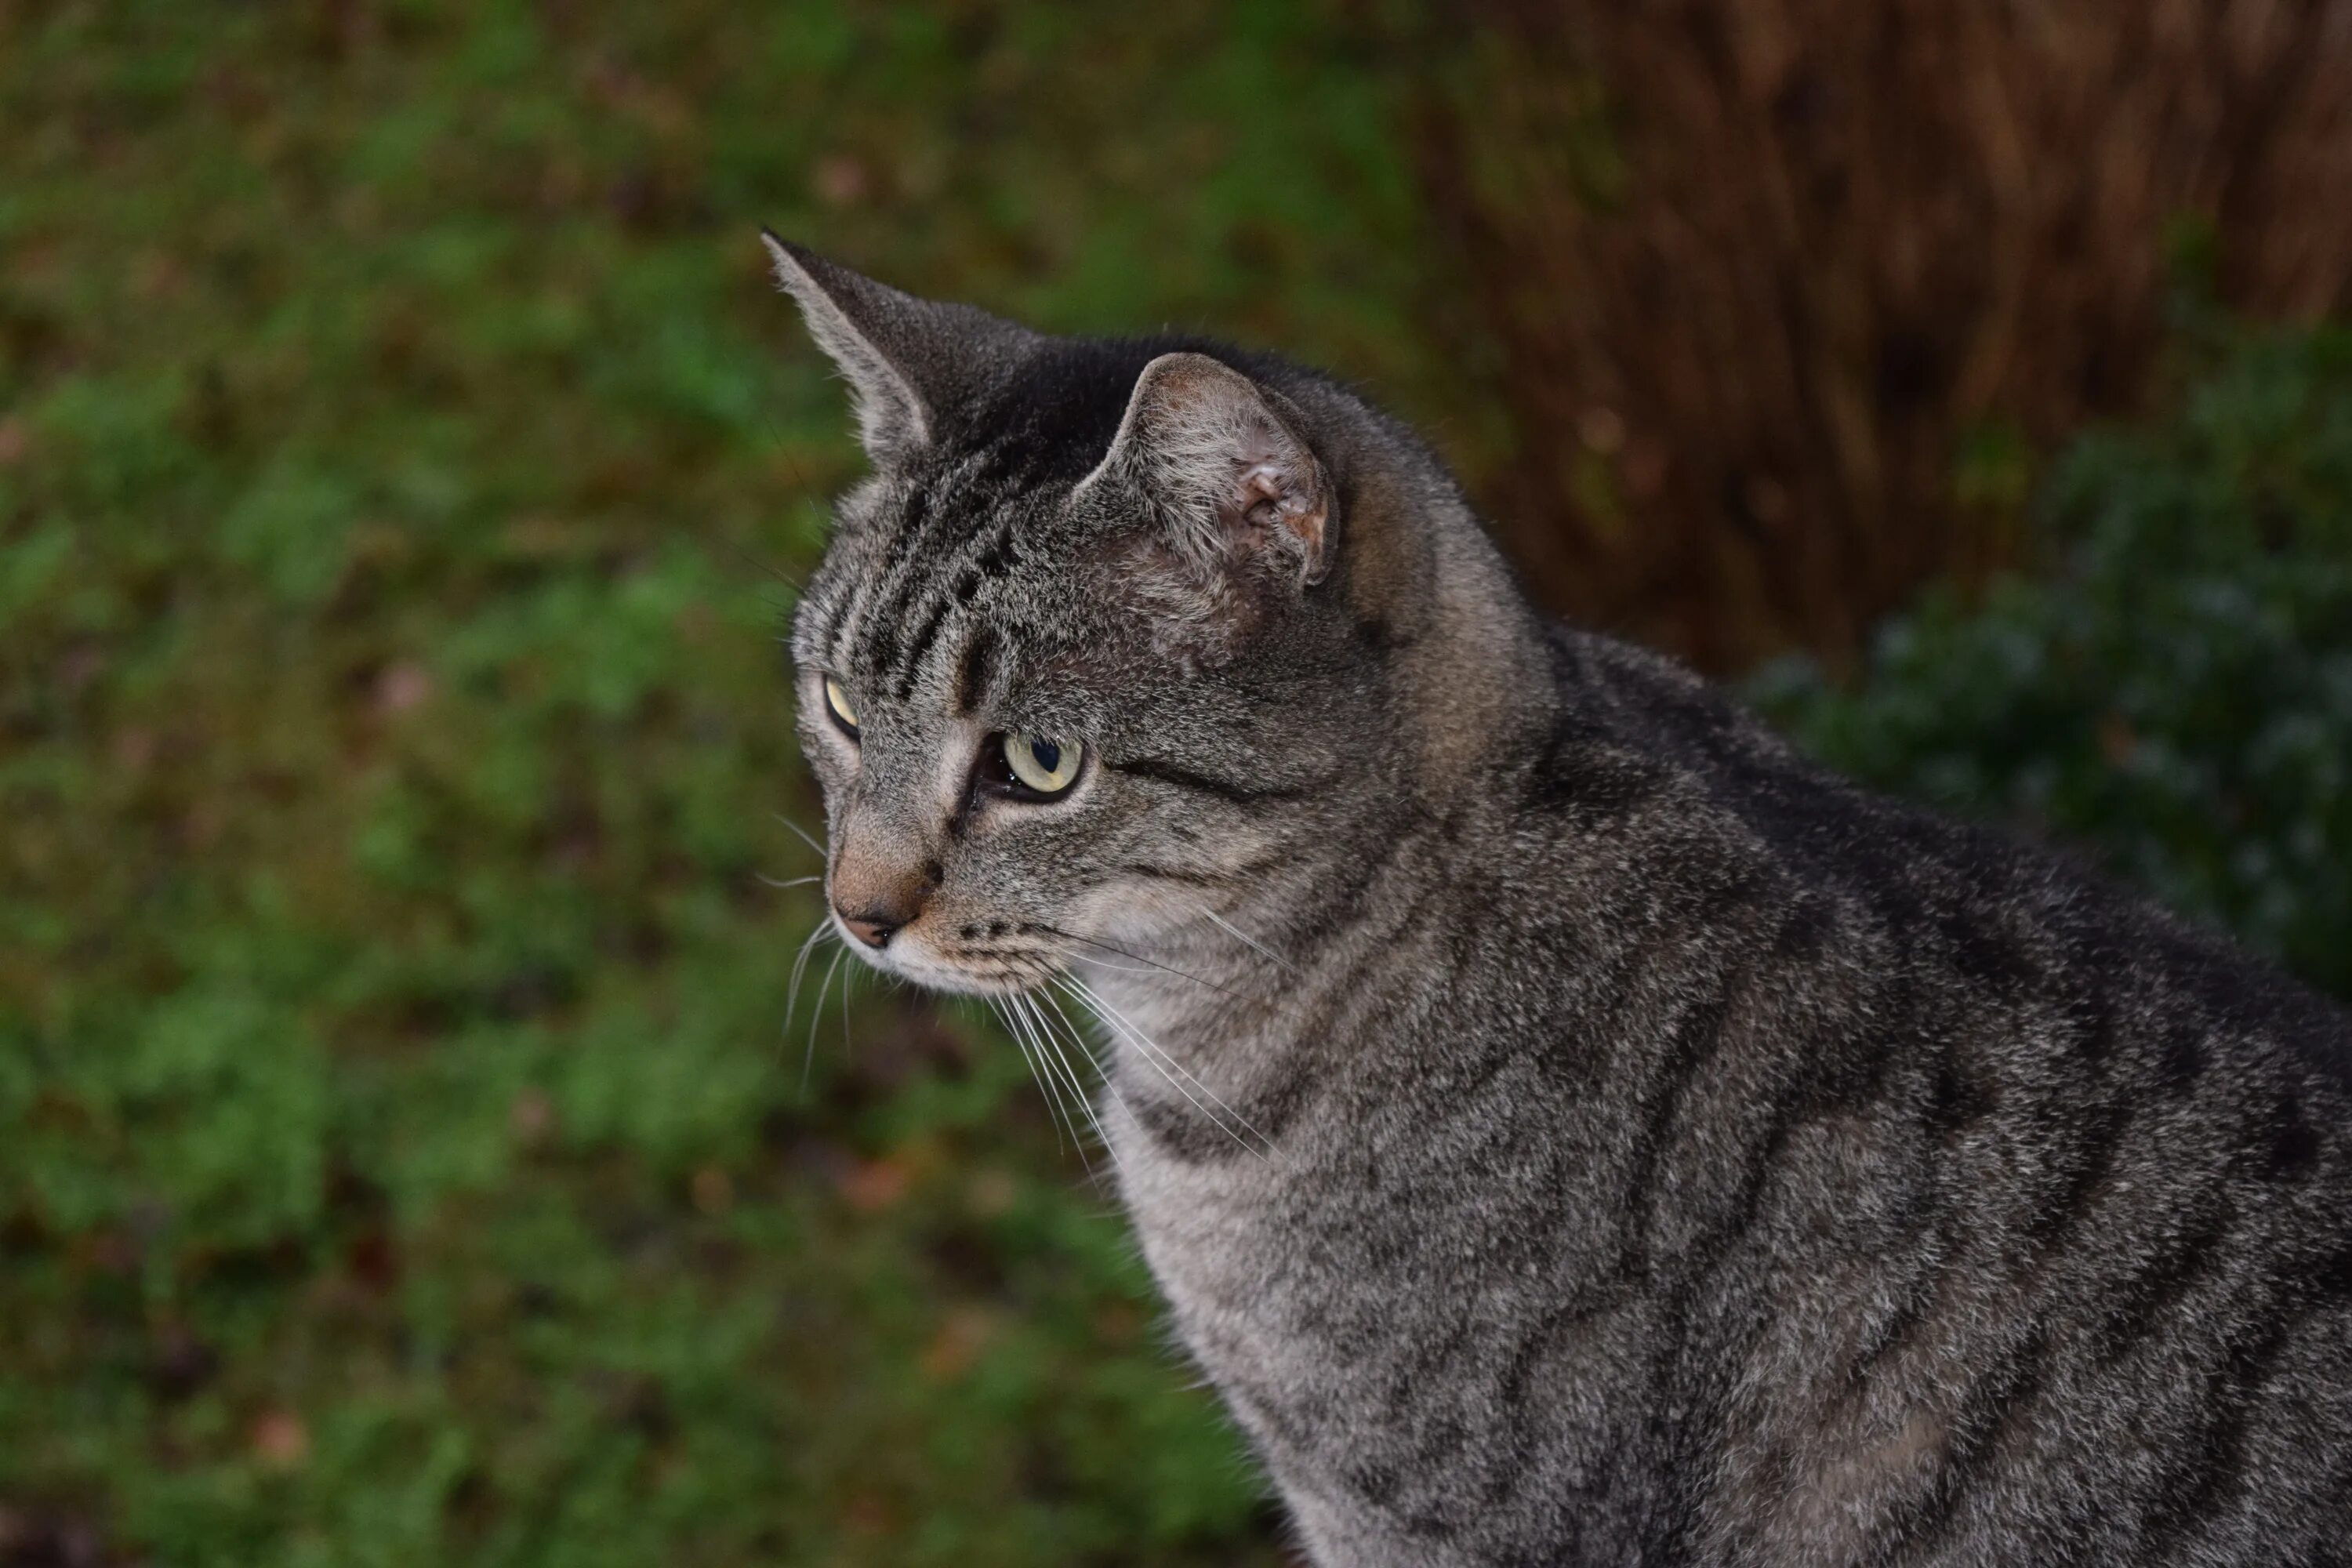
[772,813,827,859]
[838,950,858,1058]
[785,920,832,1033]
[996,995,1074,1155]
[1014,991,1099,1169]
[1018,989,1119,1174]
[1060,975,1276,1162]
[1037,984,1105,1078]
[1200,906,1298,976]
[1039,982,1136,1173]
[1055,947,1155,975]
[802,946,846,1094]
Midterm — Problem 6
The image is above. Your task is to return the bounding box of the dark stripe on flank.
[2095,1207,2234,1365]
[1890,1327,2052,1555]
[1616,961,1750,1281]
[1110,758,1312,805]
[2136,1266,2343,1555]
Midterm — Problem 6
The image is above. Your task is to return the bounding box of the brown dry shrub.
[1423,2,2352,671]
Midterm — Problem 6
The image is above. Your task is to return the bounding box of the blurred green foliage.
[1756,323,2352,1002]
[0,3,1470,1563]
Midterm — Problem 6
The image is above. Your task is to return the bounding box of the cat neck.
[1308,390,1563,818]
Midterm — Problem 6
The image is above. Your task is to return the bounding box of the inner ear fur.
[1080,351,1333,588]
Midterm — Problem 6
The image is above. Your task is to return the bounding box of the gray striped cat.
[764,234,2352,1566]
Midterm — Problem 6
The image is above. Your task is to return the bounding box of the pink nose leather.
[837,909,901,949]
[830,828,934,950]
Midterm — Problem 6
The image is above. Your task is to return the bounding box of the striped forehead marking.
[824,449,1040,710]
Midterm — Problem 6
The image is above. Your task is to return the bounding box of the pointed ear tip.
[1129,353,1280,429]
[1134,350,1257,398]
[759,228,812,273]
[1138,349,1228,377]
[760,234,850,312]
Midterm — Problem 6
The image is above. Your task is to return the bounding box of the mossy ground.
[0,5,1462,1563]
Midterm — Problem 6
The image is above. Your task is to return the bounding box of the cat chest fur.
[1091,868,2352,1566]
[1098,975,1758,1566]
[1110,1114,1679,1563]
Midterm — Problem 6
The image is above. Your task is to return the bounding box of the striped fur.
[769,238,2352,1565]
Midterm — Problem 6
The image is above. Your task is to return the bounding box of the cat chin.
[902,968,1025,1000]
[841,942,1031,1000]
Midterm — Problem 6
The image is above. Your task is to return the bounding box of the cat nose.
[829,818,938,951]
[836,905,906,949]
[829,868,933,950]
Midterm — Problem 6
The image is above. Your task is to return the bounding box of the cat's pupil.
[1030,739,1061,773]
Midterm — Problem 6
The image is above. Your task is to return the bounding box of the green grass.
[0,5,1469,1563]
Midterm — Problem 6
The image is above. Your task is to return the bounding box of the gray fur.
[770,238,2352,1566]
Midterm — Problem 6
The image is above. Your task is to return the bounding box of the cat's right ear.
[760,231,1036,467]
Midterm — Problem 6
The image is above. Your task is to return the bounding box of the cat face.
[769,237,1352,996]
[789,459,1142,996]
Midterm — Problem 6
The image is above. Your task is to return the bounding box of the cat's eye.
[822,675,859,738]
[1000,732,1082,797]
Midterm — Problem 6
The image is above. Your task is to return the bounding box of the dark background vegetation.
[2,3,2347,1564]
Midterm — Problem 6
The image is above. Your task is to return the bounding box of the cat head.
[767,235,1489,995]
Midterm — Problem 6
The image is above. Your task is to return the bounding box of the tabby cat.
[764,234,2352,1566]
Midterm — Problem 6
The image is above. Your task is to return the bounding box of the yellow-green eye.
[1003,733,1082,795]
[822,675,859,736]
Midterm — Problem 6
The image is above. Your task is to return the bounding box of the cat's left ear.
[761,230,1037,467]
[1079,351,1332,589]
